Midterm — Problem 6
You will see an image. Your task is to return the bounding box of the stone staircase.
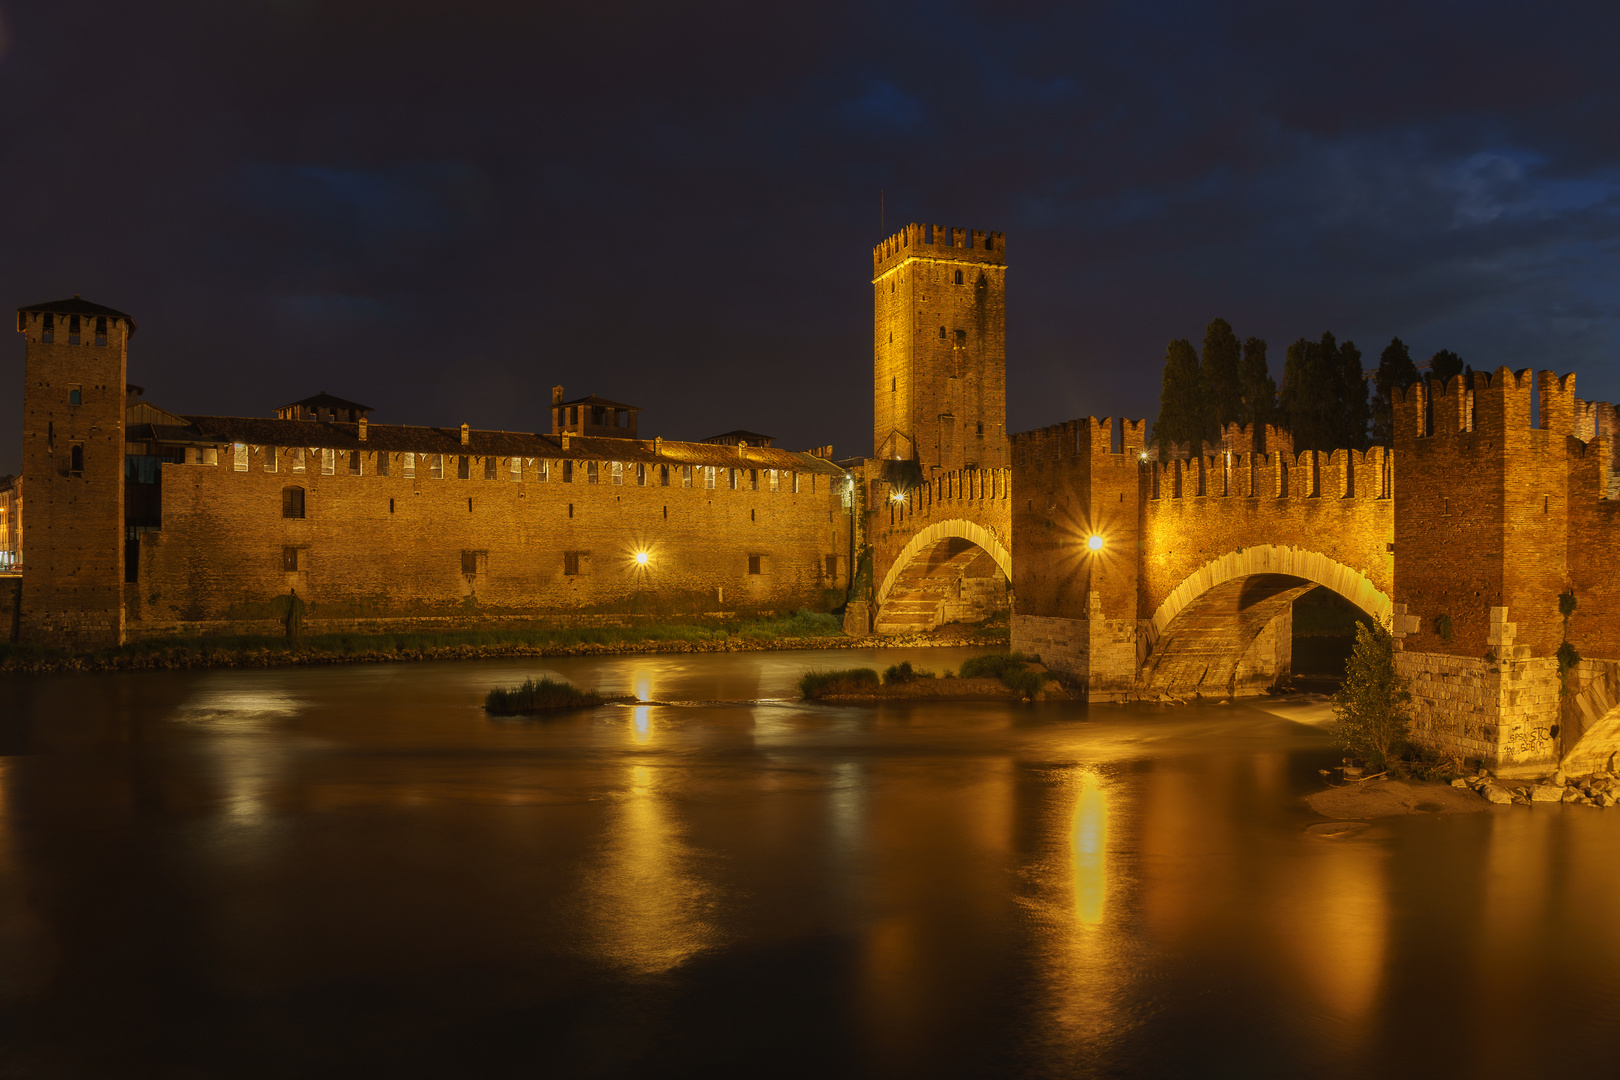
[872,541,988,635]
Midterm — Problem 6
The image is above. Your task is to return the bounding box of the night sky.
[4,1,1618,476]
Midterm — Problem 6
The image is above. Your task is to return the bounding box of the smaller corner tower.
[15,295,135,650]
[872,223,1007,474]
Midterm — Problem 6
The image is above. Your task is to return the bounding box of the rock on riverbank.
[1461,768,1620,808]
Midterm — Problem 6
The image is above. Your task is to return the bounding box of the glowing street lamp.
[634,549,650,566]
[1087,534,1104,552]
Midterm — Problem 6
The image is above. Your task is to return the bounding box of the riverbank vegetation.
[0,609,853,673]
[959,651,1044,697]
[484,677,605,714]
[1331,623,1412,771]
[800,668,881,698]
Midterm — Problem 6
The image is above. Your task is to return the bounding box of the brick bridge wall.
[865,466,1012,632]
[1011,417,1393,701]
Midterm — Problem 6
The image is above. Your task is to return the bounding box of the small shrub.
[1434,613,1453,642]
[1332,623,1412,770]
[799,668,881,699]
[958,651,1036,680]
[484,677,605,715]
[1557,640,1581,678]
[1004,669,1045,699]
[883,661,936,685]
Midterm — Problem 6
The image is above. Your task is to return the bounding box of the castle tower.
[15,296,134,650]
[872,223,1007,472]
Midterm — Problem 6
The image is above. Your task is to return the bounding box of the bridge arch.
[877,519,1012,606]
[1141,545,1391,697]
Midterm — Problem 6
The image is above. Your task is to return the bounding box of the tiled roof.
[276,391,374,413]
[704,430,775,444]
[179,415,846,475]
[18,295,137,335]
[556,394,639,410]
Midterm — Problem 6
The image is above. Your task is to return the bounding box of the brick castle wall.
[128,443,848,637]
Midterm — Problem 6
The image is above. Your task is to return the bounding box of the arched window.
[953,269,963,285]
[68,389,81,405]
[282,486,306,519]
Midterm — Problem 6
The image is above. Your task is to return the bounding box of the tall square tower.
[15,296,134,650]
[872,223,1007,472]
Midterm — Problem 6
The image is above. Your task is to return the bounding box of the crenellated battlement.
[872,222,1005,277]
[1009,417,1147,463]
[1147,443,1391,501]
[1394,367,1584,440]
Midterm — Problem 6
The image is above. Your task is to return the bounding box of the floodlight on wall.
[1087,534,1104,551]
[634,550,650,565]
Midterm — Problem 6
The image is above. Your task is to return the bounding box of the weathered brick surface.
[872,223,1007,471]
[0,574,19,643]
[128,441,849,635]
[15,307,130,649]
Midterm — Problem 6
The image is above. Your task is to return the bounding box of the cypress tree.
[1200,318,1244,445]
[1429,349,1465,387]
[1371,337,1419,447]
[1153,338,1202,460]
[1239,336,1276,438]
[1338,339,1369,449]
[1280,333,1343,452]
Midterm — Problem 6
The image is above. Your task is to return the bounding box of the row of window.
[281,546,779,577]
[224,443,813,492]
[28,312,111,347]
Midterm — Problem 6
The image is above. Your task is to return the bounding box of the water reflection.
[1,651,1619,1077]
[585,762,719,976]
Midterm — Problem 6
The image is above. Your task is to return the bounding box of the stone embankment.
[0,627,1007,675]
[1462,762,1620,807]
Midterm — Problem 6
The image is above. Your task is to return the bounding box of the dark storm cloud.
[3,0,1618,474]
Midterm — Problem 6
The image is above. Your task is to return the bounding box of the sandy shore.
[1306,777,1489,819]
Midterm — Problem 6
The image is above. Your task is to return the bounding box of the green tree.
[1428,348,1465,387]
[1239,335,1276,439]
[1332,622,1413,770]
[1153,338,1203,460]
[1200,318,1244,445]
[1336,338,1369,449]
[1279,334,1337,452]
[1371,337,1420,447]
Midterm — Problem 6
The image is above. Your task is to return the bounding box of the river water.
[1,647,1618,1078]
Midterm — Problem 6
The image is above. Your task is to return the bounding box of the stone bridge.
[1011,415,1392,700]
[1010,368,1620,778]
[865,467,1012,635]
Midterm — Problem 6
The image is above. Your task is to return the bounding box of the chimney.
[552,385,565,406]
[358,417,368,441]
[653,436,662,453]
[560,432,570,450]
[460,423,470,446]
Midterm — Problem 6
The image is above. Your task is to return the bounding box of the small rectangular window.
[563,460,574,483]
[704,466,716,490]
[682,465,692,488]
[201,447,219,466]
[282,486,305,519]
[349,450,362,476]
[461,551,478,575]
[458,455,470,480]
[792,471,800,493]
[588,461,599,484]
[95,315,107,347]
[748,554,762,575]
[636,463,647,486]
[376,452,390,477]
[293,447,306,472]
[660,464,670,486]
[321,448,335,475]
[611,461,623,486]
[729,469,739,491]
[768,469,778,492]
[564,551,581,576]
[510,456,521,481]
[283,546,299,572]
[431,454,444,479]
[749,469,758,491]
[234,443,248,471]
[540,459,550,482]
[265,445,279,473]
[826,554,837,578]
[403,452,415,478]
[484,456,496,480]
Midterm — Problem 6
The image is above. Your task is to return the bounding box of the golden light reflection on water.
[1071,771,1108,926]
[631,705,652,745]
[1277,846,1388,1025]
[584,763,718,976]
